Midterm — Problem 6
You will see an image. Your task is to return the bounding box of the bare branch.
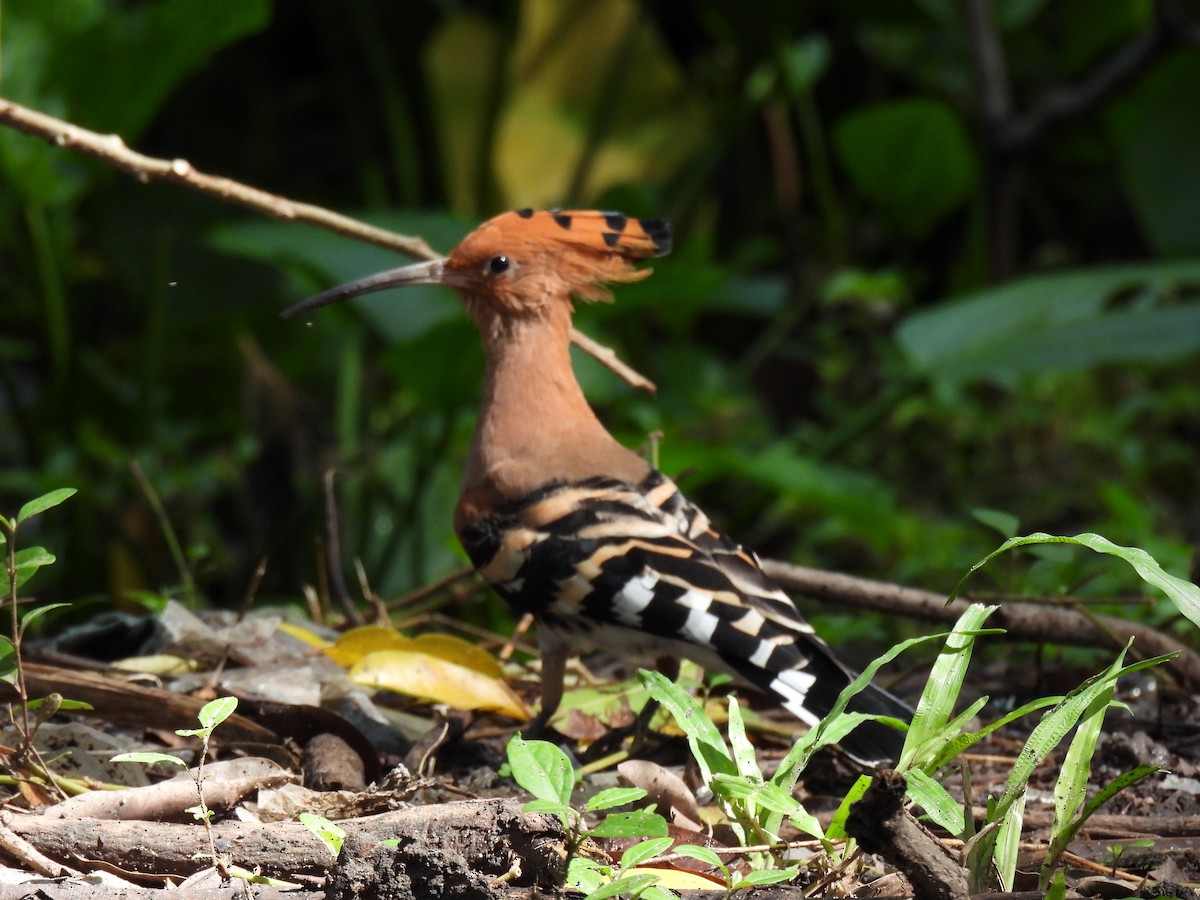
[0,96,655,392]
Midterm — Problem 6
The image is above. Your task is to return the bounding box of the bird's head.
[282,209,671,326]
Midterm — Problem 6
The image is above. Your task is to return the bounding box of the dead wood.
[846,770,968,900]
[7,798,565,885]
[48,759,296,822]
[761,559,1200,691]
[19,663,276,743]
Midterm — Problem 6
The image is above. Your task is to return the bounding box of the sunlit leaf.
[506,735,575,807]
[111,751,188,768]
[17,488,76,524]
[324,625,412,666]
[299,812,345,859]
[588,808,668,839]
[351,649,529,718]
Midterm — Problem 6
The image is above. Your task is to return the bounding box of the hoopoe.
[284,209,911,763]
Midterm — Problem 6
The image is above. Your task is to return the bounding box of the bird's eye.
[487,255,511,275]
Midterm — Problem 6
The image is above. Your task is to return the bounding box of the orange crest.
[447,209,672,312]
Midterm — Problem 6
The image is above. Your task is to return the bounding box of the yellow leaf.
[324,626,411,667]
[276,621,330,648]
[350,649,531,720]
[626,867,725,890]
[111,655,198,676]
[410,633,505,679]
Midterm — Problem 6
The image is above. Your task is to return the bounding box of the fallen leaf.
[350,649,530,719]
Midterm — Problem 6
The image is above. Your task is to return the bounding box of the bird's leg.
[524,634,568,738]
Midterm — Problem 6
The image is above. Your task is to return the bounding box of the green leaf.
[506,735,576,806]
[735,867,799,889]
[20,602,72,633]
[298,812,345,859]
[2,547,56,594]
[826,774,874,841]
[725,696,762,781]
[833,98,977,238]
[111,751,188,768]
[1040,764,1160,888]
[900,605,999,769]
[952,532,1200,629]
[587,787,647,812]
[672,845,728,879]
[17,488,77,524]
[196,696,238,732]
[897,261,1200,384]
[618,837,674,871]
[1107,53,1200,255]
[0,637,16,684]
[588,809,668,839]
[905,769,965,836]
[568,857,607,894]
[971,508,1020,538]
[584,872,659,900]
[638,670,734,786]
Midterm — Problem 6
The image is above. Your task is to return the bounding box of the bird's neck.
[461,304,649,503]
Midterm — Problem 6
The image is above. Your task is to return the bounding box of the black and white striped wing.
[459,472,882,726]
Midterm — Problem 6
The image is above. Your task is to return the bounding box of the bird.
[283,208,911,763]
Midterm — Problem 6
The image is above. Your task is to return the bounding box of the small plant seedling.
[112,696,240,877]
[505,734,673,898]
[2,488,82,796]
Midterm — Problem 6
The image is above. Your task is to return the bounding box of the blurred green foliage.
[1,1,1198,649]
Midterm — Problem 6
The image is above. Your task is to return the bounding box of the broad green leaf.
[672,845,728,879]
[567,856,606,893]
[897,261,1200,383]
[618,837,674,870]
[588,809,668,839]
[587,787,647,812]
[17,488,76,524]
[111,751,188,768]
[1107,53,1200,255]
[506,735,575,807]
[2,547,56,594]
[197,696,238,732]
[299,813,345,859]
[834,99,977,238]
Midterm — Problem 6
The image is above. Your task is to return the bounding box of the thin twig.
[0,95,656,392]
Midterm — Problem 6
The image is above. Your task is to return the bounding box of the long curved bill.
[280,257,449,320]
